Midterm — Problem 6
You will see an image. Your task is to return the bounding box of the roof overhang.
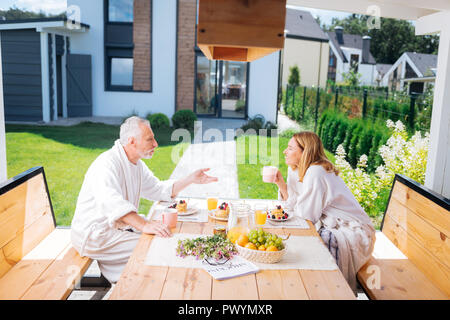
[287,0,443,21]
[0,19,89,36]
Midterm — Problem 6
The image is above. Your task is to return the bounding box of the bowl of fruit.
[234,228,287,264]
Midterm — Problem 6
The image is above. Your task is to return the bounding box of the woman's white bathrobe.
[71,140,175,283]
[280,165,375,293]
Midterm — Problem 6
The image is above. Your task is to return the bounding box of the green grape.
[276,238,282,245]
[255,242,260,247]
[257,229,263,236]
[258,236,264,243]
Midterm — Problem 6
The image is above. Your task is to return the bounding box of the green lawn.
[6,123,188,226]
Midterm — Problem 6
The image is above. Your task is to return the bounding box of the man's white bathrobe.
[71,140,175,283]
[280,165,375,293]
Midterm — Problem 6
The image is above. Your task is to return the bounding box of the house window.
[350,54,359,73]
[111,58,133,86]
[104,0,152,92]
[108,0,133,22]
[328,48,337,82]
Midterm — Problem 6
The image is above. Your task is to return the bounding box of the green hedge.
[318,110,390,171]
[147,113,170,130]
[172,109,197,131]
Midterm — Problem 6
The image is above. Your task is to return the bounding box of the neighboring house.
[374,63,392,87]
[281,7,329,88]
[1,0,280,123]
[327,26,377,86]
[382,52,437,94]
[0,18,90,122]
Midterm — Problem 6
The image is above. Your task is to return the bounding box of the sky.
[0,0,351,27]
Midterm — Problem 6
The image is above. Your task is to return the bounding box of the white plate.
[208,210,229,221]
[177,208,198,216]
[167,203,198,216]
[267,210,292,222]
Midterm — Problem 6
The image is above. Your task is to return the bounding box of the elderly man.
[71,116,217,283]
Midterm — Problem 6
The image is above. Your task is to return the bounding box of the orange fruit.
[236,234,249,247]
[244,242,257,250]
[266,245,278,252]
[258,245,266,251]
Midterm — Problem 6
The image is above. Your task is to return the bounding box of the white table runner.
[144,233,338,271]
[149,199,209,223]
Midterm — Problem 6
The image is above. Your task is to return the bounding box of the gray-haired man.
[71,116,217,283]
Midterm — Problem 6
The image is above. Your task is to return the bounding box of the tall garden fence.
[283,84,433,172]
[283,84,432,134]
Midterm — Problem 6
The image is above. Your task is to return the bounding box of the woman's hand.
[142,221,172,237]
[273,170,285,186]
[274,170,288,201]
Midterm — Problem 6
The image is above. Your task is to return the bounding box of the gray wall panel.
[1,29,43,122]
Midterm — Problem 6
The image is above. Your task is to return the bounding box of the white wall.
[248,51,280,123]
[68,0,177,119]
[282,38,329,88]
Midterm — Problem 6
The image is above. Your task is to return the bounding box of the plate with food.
[267,205,292,222]
[208,202,230,221]
[168,200,198,216]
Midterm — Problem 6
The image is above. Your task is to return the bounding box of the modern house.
[0,0,280,123]
[281,7,329,88]
[327,26,377,86]
[382,52,437,93]
[374,63,393,87]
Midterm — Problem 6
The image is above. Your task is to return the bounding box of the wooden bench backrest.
[0,167,56,278]
[381,174,450,296]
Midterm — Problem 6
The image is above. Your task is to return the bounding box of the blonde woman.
[273,131,375,293]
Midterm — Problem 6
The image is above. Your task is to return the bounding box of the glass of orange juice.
[207,197,218,212]
[254,203,268,226]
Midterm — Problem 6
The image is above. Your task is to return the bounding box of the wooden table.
[109,199,356,300]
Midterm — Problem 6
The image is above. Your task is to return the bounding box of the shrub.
[239,115,277,134]
[235,100,246,112]
[288,65,300,86]
[172,109,197,130]
[147,113,170,130]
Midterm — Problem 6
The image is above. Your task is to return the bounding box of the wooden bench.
[357,174,449,300]
[0,167,92,300]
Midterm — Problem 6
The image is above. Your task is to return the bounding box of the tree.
[288,65,300,86]
[323,15,439,64]
[0,6,65,20]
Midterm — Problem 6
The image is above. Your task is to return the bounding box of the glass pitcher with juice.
[227,203,251,244]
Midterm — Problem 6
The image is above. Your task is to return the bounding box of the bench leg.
[80,273,112,288]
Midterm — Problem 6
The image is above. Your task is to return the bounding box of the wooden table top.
[109,199,356,300]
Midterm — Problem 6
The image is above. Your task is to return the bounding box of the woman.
[274,131,375,293]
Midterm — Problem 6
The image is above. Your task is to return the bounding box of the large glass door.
[195,55,219,116]
[220,61,247,118]
[195,55,247,118]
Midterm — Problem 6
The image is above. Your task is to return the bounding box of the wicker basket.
[235,243,287,264]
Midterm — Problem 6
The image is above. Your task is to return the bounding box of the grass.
[6,122,188,226]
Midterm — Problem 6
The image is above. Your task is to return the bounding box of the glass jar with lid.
[227,202,252,244]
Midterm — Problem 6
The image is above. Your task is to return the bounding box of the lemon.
[258,245,266,251]
[266,245,279,252]
[244,242,257,250]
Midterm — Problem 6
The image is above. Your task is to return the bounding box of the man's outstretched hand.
[189,168,218,184]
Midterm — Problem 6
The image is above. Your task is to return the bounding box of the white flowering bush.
[334,119,430,219]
